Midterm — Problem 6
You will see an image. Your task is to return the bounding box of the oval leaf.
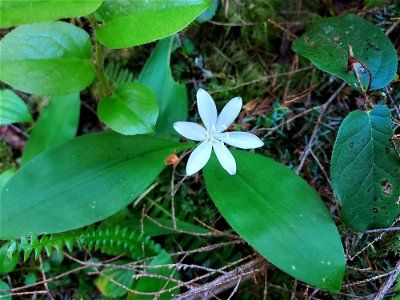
[97,82,158,135]
[0,132,189,239]
[139,37,188,139]
[95,0,209,48]
[95,261,136,298]
[0,89,32,125]
[204,151,345,291]
[21,93,81,165]
[1,0,103,28]
[292,14,397,90]
[331,105,400,231]
[0,22,95,96]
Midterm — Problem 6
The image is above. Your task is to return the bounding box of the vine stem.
[88,14,112,99]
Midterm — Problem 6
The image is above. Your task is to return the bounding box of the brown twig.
[174,257,267,300]
[373,260,400,300]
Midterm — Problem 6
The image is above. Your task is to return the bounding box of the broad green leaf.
[292,14,397,90]
[139,37,188,139]
[0,280,11,300]
[0,0,103,28]
[0,243,18,275]
[331,105,400,231]
[0,22,95,96]
[0,133,190,239]
[97,82,158,135]
[196,0,218,24]
[204,151,345,291]
[95,0,209,48]
[95,261,135,298]
[0,89,32,125]
[21,93,80,165]
[0,169,15,191]
[130,250,179,299]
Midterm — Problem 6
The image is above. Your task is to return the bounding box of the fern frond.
[104,62,134,88]
[7,225,161,262]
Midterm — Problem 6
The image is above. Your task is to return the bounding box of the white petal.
[173,122,207,141]
[217,132,264,149]
[197,88,217,131]
[215,97,242,132]
[212,141,236,175]
[186,141,212,176]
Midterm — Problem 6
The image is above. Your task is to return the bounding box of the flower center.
[206,126,217,142]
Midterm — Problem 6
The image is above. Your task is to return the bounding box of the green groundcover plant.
[0,1,399,298]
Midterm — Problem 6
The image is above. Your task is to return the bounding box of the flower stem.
[88,14,112,100]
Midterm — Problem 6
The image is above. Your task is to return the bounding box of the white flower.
[173,88,264,176]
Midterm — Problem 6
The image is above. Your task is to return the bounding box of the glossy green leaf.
[97,82,158,135]
[0,133,189,239]
[131,250,179,299]
[0,90,32,125]
[95,0,209,48]
[292,14,397,90]
[0,0,103,28]
[139,37,188,139]
[0,22,95,96]
[204,150,345,291]
[21,93,80,165]
[331,105,400,231]
[0,280,11,300]
[95,261,135,297]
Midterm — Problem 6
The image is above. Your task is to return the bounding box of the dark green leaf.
[1,132,190,239]
[1,0,103,28]
[331,105,400,231]
[95,0,209,48]
[204,151,345,291]
[97,82,158,135]
[21,93,80,165]
[131,250,179,299]
[0,22,95,96]
[0,89,32,125]
[292,14,397,90]
[139,37,188,140]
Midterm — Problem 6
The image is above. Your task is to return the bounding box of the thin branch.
[296,82,346,174]
[174,257,267,300]
[373,260,400,300]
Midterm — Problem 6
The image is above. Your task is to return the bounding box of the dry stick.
[349,216,400,261]
[39,255,55,300]
[386,20,399,36]
[343,268,396,288]
[174,257,267,300]
[133,182,159,206]
[295,82,347,174]
[364,226,400,234]
[267,18,298,39]
[170,163,179,229]
[226,274,242,300]
[373,260,400,300]
[6,265,90,293]
[385,86,400,119]
[310,149,333,188]
[0,291,48,299]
